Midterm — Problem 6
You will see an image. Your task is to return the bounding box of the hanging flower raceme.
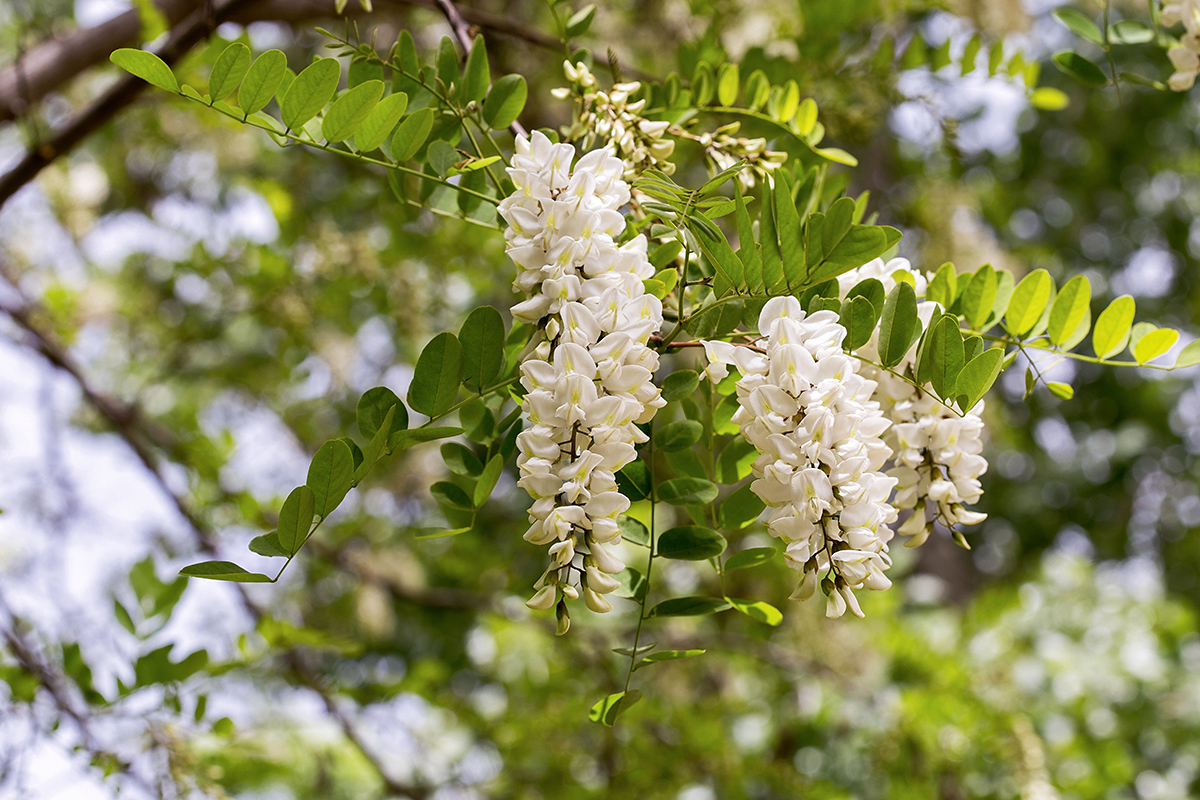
[498,132,666,632]
[703,297,898,619]
[836,258,989,547]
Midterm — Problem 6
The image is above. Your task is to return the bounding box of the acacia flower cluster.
[704,297,898,618]
[1162,0,1200,90]
[498,132,666,630]
[553,61,676,177]
[837,258,989,546]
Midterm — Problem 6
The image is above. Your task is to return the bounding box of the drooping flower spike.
[499,132,665,629]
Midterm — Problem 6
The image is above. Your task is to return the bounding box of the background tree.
[1,1,1200,798]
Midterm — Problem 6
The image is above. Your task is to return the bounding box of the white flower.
[837,257,989,547]
[501,132,665,623]
[703,297,898,618]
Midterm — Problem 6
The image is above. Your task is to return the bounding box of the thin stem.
[622,419,656,693]
[190,94,499,206]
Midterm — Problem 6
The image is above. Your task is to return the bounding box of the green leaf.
[459,306,505,392]
[654,420,703,452]
[925,315,965,399]
[1175,339,1200,368]
[729,598,783,626]
[436,36,458,90]
[1047,381,1075,400]
[281,57,341,131]
[322,79,384,142]
[354,90,408,152]
[238,50,287,115]
[391,426,465,452]
[427,138,459,176]
[658,478,719,506]
[565,4,596,37]
[717,63,739,106]
[1005,269,1053,336]
[725,547,778,571]
[648,596,732,617]
[775,171,807,289]
[633,649,706,671]
[718,483,764,530]
[431,480,473,510]
[1134,327,1179,364]
[393,106,435,161]
[613,566,647,599]
[277,485,316,555]
[1053,8,1103,44]
[588,690,641,726]
[357,386,407,441]
[1092,295,1135,359]
[1052,52,1109,88]
[657,526,727,560]
[845,277,886,314]
[618,516,650,548]
[1109,19,1154,44]
[745,69,770,109]
[248,533,287,558]
[715,438,757,483]
[356,404,397,482]
[179,561,271,583]
[926,263,957,309]
[794,97,817,136]
[209,43,251,102]
[441,442,483,476]
[955,347,1004,411]
[1031,87,1070,111]
[474,455,503,506]
[408,332,464,417]
[877,282,919,368]
[111,48,179,92]
[661,370,700,402]
[839,295,879,351]
[463,35,490,102]
[960,263,997,330]
[1048,275,1092,347]
[483,74,527,129]
[616,461,651,500]
[694,221,743,296]
[307,440,355,519]
[734,182,763,290]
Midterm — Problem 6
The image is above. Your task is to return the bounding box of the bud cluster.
[553,61,676,177]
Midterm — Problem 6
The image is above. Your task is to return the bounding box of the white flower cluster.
[704,297,898,618]
[553,61,676,177]
[498,131,666,628]
[1162,0,1200,90]
[837,258,988,546]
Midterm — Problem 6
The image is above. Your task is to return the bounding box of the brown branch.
[0,0,559,126]
[0,0,203,123]
[431,0,474,54]
[0,0,261,210]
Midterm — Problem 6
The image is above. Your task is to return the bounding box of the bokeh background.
[2,0,1200,798]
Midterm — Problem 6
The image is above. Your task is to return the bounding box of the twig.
[429,0,528,137]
